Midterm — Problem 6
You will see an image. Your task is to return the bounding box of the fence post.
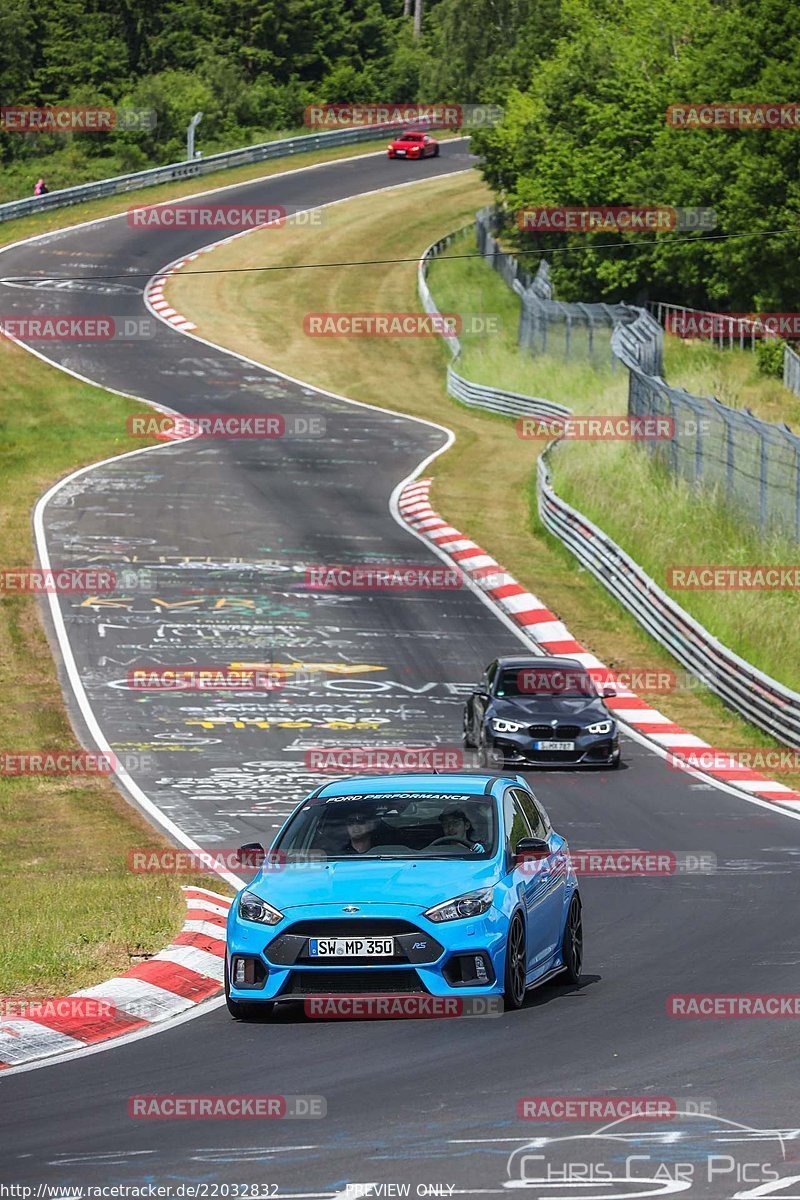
[724,407,735,497]
[668,388,678,474]
[694,398,704,482]
[740,411,770,530]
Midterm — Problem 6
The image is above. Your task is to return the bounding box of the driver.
[437,807,485,852]
[338,807,394,855]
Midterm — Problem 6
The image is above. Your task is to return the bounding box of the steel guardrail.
[0,121,421,225]
[418,231,570,422]
[536,450,800,745]
[422,218,800,747]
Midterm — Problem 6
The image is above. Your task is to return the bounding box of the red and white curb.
[144,211,288,348]
[0,887,231,1069]
[145,269,197,334]
[144,253,218,442]
[143,222,283,445]
[398,478,800,808]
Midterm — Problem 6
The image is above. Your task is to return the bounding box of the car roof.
[494,655,586,671]
[311,772,518,799]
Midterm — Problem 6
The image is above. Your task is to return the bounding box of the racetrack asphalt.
[1,139,799,1196]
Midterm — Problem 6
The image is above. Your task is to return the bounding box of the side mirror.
[475,689,490,701]
[513,837,550,866]
[236,842,266,870]
[603,686,616,697]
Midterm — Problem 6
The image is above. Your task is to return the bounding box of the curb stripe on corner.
[397,478,800,808]
[0,886,232,1069]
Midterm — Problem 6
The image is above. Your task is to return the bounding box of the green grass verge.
[0,124,311,205]
[664,336,800,429]
[0,139,468,1000]
[165,171,800,789]
[431,229,800,694]
[549,441,800,691]
[0,337,232,999]
[429,229,628,415]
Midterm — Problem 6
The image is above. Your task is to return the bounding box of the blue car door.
[504,788,567,974]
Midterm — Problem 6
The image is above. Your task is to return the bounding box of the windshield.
[495,666,598,699]
[401,132,423,140]
[274,791,497,860]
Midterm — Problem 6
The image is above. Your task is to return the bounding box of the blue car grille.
[266,919,443,968]
[282,969,426,996]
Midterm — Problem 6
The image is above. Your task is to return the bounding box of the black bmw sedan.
[463,656,622,769]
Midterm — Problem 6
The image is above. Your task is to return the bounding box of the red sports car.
[387,130,440,159]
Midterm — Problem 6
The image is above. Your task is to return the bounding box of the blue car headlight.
[237,889,284,925]
[492,718,525,733]
[586,719,614,735]
[424,887,494,923]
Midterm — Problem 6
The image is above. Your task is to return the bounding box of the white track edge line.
[6,147,800,1078]
[148,185,800,825]
[0,994,228,1079]
[0,139,467,267]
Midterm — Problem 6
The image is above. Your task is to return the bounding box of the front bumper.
[486,727,620,767]
[226,903,508,1003]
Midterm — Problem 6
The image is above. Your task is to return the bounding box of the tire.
[224,957,273,1021]
[463,708,476,748]
[612,749,623,769]
[503,913,527,1009]
[433,144,440,157]
[559,894,583,984]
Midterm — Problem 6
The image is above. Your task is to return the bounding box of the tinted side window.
[512,788,548,839]
[504,789,533,851]
[486,660,498,690]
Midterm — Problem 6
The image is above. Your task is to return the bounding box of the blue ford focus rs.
[225,772,582,1018]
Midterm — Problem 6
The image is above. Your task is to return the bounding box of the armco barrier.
[0,121,417,225]
[421,217,800,749]
[537,451,800,747]
[418,231,570,423]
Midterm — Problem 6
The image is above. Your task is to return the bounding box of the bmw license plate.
[533,740,575,751]
[309,937,394,957]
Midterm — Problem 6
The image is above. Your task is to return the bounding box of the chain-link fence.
[419,229,570,423]
[615,312,800,539]
[476,207,635,364]
[650,301,800,400]
[784,344,800,397]
[475,205,550,298]
[648,301,765,351]
[476,207,800,539]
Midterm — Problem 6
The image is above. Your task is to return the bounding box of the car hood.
[392,139,422,148]
[248,857,499,911]
[491,695,610,723]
